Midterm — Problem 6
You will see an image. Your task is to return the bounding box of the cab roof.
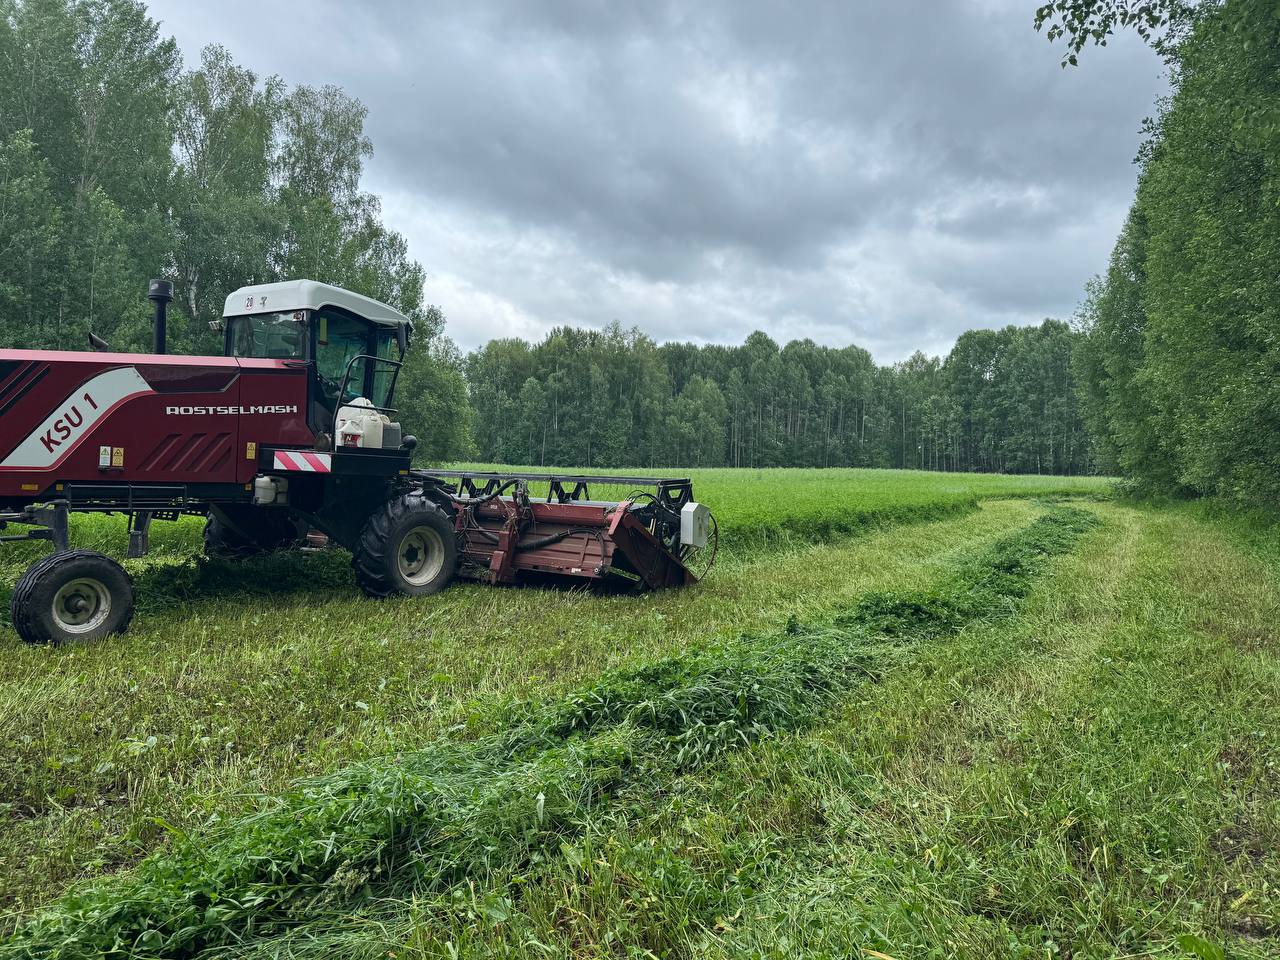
[223,279,412,330]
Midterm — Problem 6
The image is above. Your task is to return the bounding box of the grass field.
[0,468,1276,959]
[446,465,1111,551]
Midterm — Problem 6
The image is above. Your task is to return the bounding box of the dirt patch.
[1211,744,1279,868]
[1212,816,1268,867]
[1218,744,1255,781]
[1193,611,1279,653]
[1224,913,1280,941]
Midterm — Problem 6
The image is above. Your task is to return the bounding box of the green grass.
[2,467,1275,959]
[2,506,1100,958]
[0,468,1097,929]
[393,503,1280,960]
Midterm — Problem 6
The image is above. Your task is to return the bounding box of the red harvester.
[0,280,715,644]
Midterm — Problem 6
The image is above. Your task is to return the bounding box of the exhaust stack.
[148,279,174,354]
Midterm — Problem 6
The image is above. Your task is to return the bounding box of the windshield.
[229,311,307,359]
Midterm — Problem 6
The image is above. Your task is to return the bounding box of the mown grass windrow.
[2,506,1099,959]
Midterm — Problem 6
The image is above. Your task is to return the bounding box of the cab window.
[315,310,370,407]
[313,309,402,410]
[369,328,400,408]
[228,312,307,359]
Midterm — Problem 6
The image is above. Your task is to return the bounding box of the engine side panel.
[0,350,311,502]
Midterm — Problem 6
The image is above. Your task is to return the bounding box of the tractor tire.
[353,494,458,599]
[10,550,135,646]
[203,509,305,560]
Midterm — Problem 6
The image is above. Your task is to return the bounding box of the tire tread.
[353,495,455,598]
[10,550,135,645]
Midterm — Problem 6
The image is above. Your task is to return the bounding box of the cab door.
[235,358,314,482]
[308,308,402,436]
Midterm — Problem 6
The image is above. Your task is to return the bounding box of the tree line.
[0,0,1102,478]
[0,0,469,460]
[1050,0,1279,505]
[464,319,1093,473]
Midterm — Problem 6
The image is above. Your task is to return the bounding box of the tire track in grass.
[651,505,1140,960]
[1,506,1099,960]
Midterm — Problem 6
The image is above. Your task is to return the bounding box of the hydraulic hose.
[447,478,521,507]
[466,526,589,551]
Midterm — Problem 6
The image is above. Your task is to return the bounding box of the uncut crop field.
[2,467,1277,960]
[451,464,1110,548]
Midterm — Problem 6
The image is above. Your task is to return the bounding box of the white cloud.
[147,0,1165,362]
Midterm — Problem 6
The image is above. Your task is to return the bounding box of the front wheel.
[10,550,135,645]
[353,495,458,598]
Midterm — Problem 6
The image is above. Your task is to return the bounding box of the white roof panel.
[223,279,411,329]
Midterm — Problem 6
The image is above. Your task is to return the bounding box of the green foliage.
[465,320,1093,474]
[0,507,1099,958]
[1034,0,1196,64]
[0,0,177,350]
[168,44,283,353]
[0,130,60,325]
[397,322,474,463]
[1074,0,1280,505]
[0,0,472,459]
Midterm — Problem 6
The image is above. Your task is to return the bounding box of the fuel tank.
[0,350,312,504]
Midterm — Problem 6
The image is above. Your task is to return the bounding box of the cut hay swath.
[2,507,1100,960]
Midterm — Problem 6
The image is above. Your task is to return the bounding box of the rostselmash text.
[165,405,299,415]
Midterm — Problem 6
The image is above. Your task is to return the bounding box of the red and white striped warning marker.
[272,451,332,473]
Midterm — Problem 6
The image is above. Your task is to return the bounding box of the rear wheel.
[353,495,458,598]
[10,550,135,645]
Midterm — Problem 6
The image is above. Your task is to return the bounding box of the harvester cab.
[219,280,411,449]
[0,280,715,647]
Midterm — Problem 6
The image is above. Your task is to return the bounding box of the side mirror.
[208,319,225,333]
[396,323,408,357]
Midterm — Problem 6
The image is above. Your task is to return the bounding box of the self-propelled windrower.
[0,280,715,644]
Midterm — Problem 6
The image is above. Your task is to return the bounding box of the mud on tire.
[353,494,458,598]
[10,550,135,645]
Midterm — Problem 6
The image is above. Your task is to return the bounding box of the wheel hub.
[397,526,445,586]
[52,578,111,633]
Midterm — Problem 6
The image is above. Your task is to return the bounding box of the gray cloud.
[147,0,1165,361]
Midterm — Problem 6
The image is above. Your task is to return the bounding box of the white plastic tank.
[335,397,385,449]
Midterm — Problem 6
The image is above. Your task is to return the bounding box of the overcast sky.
[147,0,1165,362]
